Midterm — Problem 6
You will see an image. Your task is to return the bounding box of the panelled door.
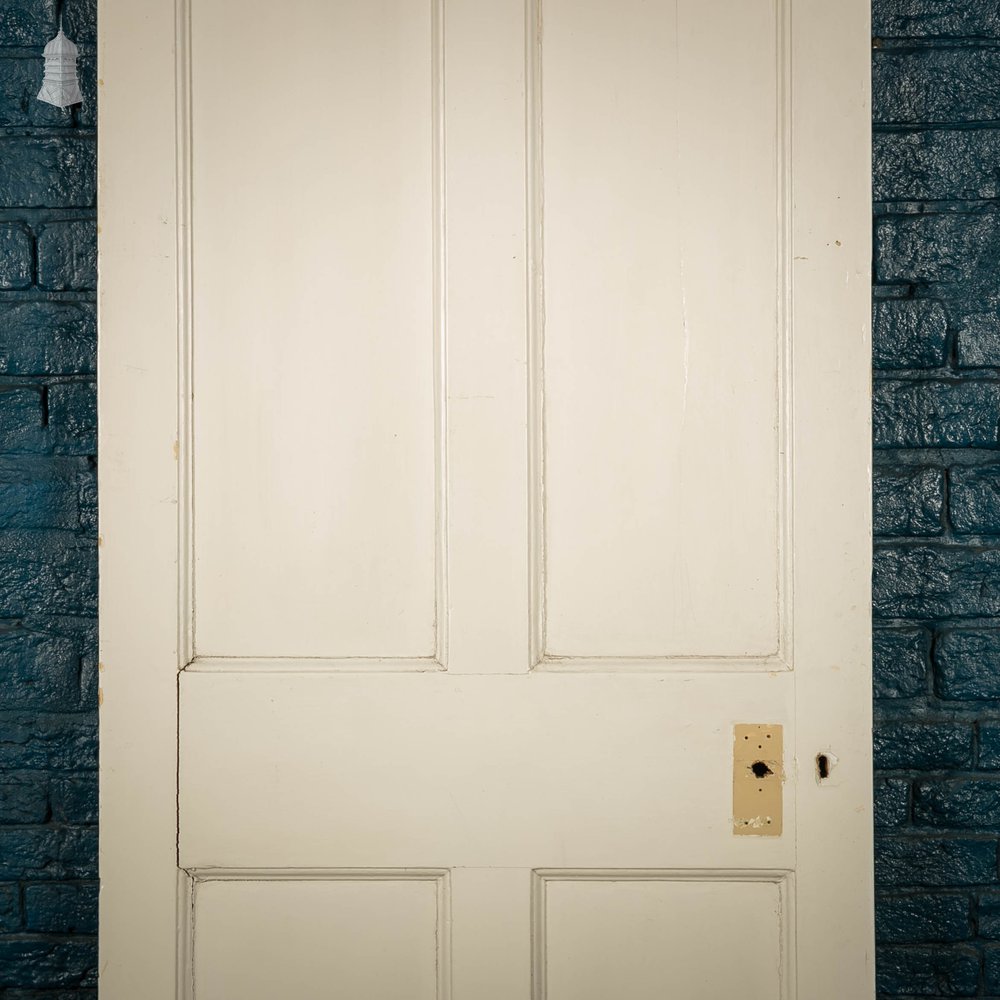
[98,0,873,996]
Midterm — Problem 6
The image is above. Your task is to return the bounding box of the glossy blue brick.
[936,630,1000,699]
[873,628,930,699]
[875,836,997,888]
[874,381,1000,448]
[874,546,1000,620]
[876,893,971,943]
[0,303,97,377]
[875,130,1000,202]
[874,466,945,536]
[875,722,973,770]
[914,779,1000,829]
[0,139,96,210]
[0,938,96,989]
[950,467,1000,534]
[874,0,1000,38]
[0,0,57,46]
[36,223,96,292]
[874,47,1000,125]
[876,945,980,996]
[873,298,948,369]
[24,883,97,935]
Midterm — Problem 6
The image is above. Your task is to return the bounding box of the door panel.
[191,0,440,659]
[98,0,873,995]
[190,873,445,1000]
[180,672,795,869]
[542,0,783,661]
[539,874,787,1000]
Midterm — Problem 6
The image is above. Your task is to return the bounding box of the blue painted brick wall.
[0,0,97,994]
[874,0,1000,996]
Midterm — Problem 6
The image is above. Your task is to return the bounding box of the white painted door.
[98,0,873,996]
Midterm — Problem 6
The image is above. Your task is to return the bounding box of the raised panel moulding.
[531,870,794,1000]
[531,0,792,670]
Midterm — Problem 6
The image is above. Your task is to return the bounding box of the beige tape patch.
[733,723,783,837]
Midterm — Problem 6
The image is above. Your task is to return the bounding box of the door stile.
[98,0,184,994]
[790,0,874,996]
[445,0,531,674]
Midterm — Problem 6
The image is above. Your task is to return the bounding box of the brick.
[47,382,96,456]
[957,308,1000,368]
[914,779,1000,828]
[875,722,973,770]
[0,458,86,531]
[977,892,1000,938]
[874,627,930,699]
[937,630,1000,699]
[24,883,97,935]
[877,212,1000,286]
[986,944,1000,993]
[0,139,96,210]
[876,944,980,996]
[873,381,1000,448]
[874,1,1000,38]
[875,129,1000,202]
[50,773,96,825]
[0,303,97,377]
[979,723,1000,769]
[77,460,95,534]
[0,828,96,881]
[876,778,912,828]
[874,545,1000,620]
[876,893,971,943]
[74,44,95,129]
[951,466,1000,534]
[62,1,96,45]
[0,386,48,455]
[876,837,998,889]
[0,532,96,619]
[2,992,97,1000]
[0,57,73,128]
[0,713,97,772]
[0,776,48,824]
[873,298,948,369]
[874,466,945,536]
[0,631,81,711]
[37,223,96,292]
[0,938,96,989]
[0,223,32,289]
[0,0,57,46]
[874,47,1000,125]
[0,882,20,932]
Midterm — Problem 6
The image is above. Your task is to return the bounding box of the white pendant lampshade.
[37,27,83,109]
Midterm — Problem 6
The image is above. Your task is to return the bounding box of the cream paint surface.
[542,0,781,659]
[192,877,442,1000]
[541,878,784,1000]
[98,0,873,995]
[180,672,797,869]
[191,0,439,659]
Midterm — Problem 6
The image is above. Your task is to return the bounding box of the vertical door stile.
[445,0,531,674]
